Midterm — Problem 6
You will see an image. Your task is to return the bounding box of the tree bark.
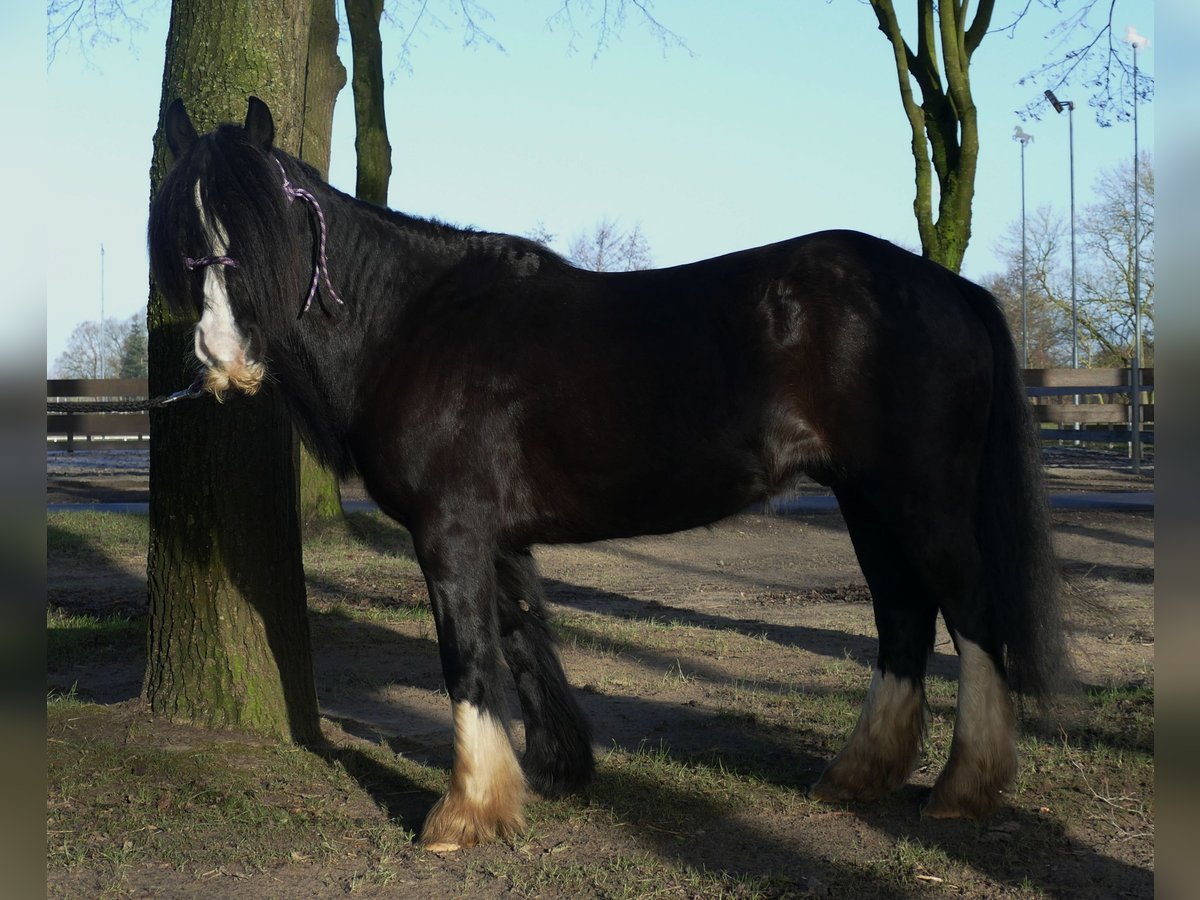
[297,0,348,530]
[345,0,392,206]
[144,0,322,744]
[868,0,994,273]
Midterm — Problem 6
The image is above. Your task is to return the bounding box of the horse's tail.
[963,280,1069,703]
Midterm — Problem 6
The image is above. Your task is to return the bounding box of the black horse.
[149,97,1066,851]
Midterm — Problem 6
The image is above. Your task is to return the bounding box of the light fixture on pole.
[1044,90,1077,370]
[1012,125,1034,369]
[1123,24,1149,475]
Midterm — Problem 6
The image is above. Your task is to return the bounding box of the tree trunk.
[868,0,994,273]
[144,0,321,744]
[345,0,392,206]
[297,0,348,530]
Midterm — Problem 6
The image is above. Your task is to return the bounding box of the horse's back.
[352,229,996,544]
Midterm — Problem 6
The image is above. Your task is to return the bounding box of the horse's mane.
[149,124,567,328]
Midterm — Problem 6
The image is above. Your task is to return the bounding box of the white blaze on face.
[192,181,263,396]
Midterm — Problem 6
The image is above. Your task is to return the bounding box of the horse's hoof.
[809,770,887,804]
[921,779,1006,819]
[418,788,525,851]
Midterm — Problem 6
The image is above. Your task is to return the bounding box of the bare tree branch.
[547,0,690,59]
[47,0,154,66]
[382,0,505,74]
[1015,0,1153,126]
[567,218,652,271]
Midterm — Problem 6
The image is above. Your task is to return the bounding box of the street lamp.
[1124,25,1149,474]
[1013,125,1034,369]
[1044,90,1077,369]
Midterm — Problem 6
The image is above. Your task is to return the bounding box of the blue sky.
[35,0,1155,371]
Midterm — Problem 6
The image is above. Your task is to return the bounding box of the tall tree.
[116,310,149,378]
[144,0,331,744]
[297,0,350,529]
[53,315,139,379]
[868,0,993,273]
[345,0,391,206]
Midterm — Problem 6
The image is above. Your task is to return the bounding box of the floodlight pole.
[1067,100,1079,444]
[1014,130,1032,369]
[1044,90,1078,369]
[1130,42,1143,474]
[100,243,106,379]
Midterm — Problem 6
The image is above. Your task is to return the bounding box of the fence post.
[1129,366,1141,473]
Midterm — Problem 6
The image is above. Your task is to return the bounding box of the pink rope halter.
[184,255,239,270]
[181,159,343,317]
[275,157,343,314]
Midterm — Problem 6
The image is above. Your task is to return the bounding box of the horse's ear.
[164,99,198,158]
[244,96,275,151]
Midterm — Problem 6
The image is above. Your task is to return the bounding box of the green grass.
[47,609,145,664]
[47,703,424,891]
[476,849,793,899]
[47,510,149,558]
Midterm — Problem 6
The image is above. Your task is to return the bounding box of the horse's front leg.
[415,527,526,852]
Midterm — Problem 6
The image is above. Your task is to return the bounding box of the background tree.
[116,311,149,377]
[985,206,1073,367]
[53,310,148,379]
[48,0,152,65]
[567,218,653,272]
[52,320,119,379]
[1077,153,1154,366]
[1015,0,1155,125]
[144,0,335,744]
[986,155,1154,368]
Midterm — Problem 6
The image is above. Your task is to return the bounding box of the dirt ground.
[47,447,1154,897]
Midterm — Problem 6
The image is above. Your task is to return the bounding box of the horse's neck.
[294,191,467,391]
[332,192,470,293]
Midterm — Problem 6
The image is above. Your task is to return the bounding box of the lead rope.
[274,157,343,315]
[47,375,208,413]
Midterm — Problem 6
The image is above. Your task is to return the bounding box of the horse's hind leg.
[414,527,526,851]
[922,632,1016,818]
[814,482,1017,817]
[495,549,594,798]
[810,487,935,803]
[869,491,1017,819]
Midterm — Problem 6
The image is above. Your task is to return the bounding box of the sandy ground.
[47,443,1155,898]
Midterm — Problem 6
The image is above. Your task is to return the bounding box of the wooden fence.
[1022,367,1154,447]
[47,369,1154,452]
[47,378,151,451]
